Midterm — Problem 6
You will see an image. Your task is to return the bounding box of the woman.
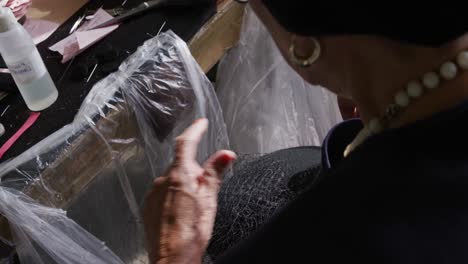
[143,2,468,263]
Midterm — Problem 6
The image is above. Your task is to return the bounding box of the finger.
[146,177,168,200]
[174,119,209,163]
[143,177,168,216]
[153,176,167,186]
[203,150,237,179]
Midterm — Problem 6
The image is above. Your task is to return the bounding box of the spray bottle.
[0,8,58,111]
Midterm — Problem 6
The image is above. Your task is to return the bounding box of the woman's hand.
[143,119,236,264]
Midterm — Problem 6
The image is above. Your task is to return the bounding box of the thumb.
[203,150,237,180]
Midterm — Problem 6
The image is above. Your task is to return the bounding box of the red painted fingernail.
[219,152,236,167]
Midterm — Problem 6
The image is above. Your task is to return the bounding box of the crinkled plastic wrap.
[216,7,342,154]
[0,31,229,263]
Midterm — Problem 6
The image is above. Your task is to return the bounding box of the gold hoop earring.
[289,36,321,67]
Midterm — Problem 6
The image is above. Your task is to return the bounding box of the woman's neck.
[349,36,468,128]
[393,74,468,128]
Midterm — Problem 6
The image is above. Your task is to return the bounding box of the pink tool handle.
[0,112,40,160]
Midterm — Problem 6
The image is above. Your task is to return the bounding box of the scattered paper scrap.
[2,0,32,19]
[49,9,119,63]
[23,18,59,44]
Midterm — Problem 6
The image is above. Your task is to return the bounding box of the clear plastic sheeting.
[0,30,229,264]
[0,188,124,264]
[216,6,342,154]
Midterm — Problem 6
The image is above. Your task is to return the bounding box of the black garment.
[215,100,468,264]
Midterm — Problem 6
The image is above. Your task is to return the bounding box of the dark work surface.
[0,0,216,162]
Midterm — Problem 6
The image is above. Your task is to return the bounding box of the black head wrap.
[261,3,468,47]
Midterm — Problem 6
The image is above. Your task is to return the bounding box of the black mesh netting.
[205,146,323,262]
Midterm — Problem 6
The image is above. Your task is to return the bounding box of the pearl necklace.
[344,50,468,157]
